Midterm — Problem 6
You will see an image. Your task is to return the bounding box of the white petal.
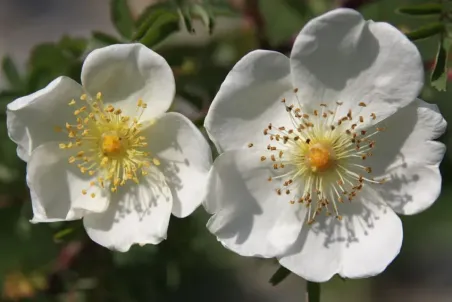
[6,77,85,161]
[27,143,110,222]
[81,43,175,119]
[143,112,212,218]
[83,167,173,252]
[205,50,292,152]
[369,99,446,215]
[278,188,403,282]
[290,8,423,121]
[205,149,306,258]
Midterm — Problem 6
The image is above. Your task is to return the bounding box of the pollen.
[54,92,160,197]
[101,134,122,155]
[260,88,387,225]
[306,143,334,172]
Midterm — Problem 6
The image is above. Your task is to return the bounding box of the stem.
[307,281,321,302]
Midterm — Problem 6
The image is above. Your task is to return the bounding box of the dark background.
[0,0,451,301]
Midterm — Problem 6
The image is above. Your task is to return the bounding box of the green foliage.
[307,281,321,302]
[405,22,444,41]
[269,265,291,286]
[396,3,442,16]
[431,36,451,91]
[2,57,23,89]
[139,12,180,48]
[110,0,136,39]
[2,1,452,301]
[92,31,122,45]
[259,0,308,45]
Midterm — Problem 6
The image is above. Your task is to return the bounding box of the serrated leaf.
[406,22,444,41]
[110,0,135,39]
[307,281,321,302]
[431,37,451,91]
[139,12,180,48]
[269,265,291,286]
[2,56,22,89]
[92,31,122,45]
[397,3,442,16]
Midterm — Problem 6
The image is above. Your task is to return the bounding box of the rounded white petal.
[205,50,292,152]
[83,167,173,252]
[278,188,403,282]
[143,112,212,218]
[27,143,110,222]
[81,43,175,119]
[6,76,85,161]
[204,149,306,258]
[369,99,446,215]
[290,8,423,121]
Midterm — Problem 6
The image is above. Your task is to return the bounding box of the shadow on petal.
[85,167,171,233]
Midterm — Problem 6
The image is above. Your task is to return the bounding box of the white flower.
[7,43,212,252]
[203,9,446,282]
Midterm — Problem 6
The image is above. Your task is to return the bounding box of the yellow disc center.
[101,133,122,155]
[306,143,334,172]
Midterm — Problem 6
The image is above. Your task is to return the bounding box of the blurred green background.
[1,0,452,301]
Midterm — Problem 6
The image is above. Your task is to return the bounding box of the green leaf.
[307,281,320,302]
[397,3,442,16]
[282,0,308,16]
[190,4,212,33]
[135,1,177,28]
[208,2,238,17]
[269,265,291,286]
[139,12,180,48]
[92,31,122,45]
[405,22,444,41]
[0,90,21,102]
[181,5,195,33]
[29,43,68,71]
[58,36,88,58]
[259,0,306,45]
[53,228,74,243]
[26,43,76,91]
[2,56,22,89]
[431,37,451,91]
[110,0,135,39]
[133,4,178,41]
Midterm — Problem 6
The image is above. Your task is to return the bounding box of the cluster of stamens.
[54,92,159,197]
[253,88,387,224]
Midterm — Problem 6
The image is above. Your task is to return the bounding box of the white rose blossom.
[203,9,446,282]
[7,43,212,252]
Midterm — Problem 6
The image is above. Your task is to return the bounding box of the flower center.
[306,143,334,172]
[101,133,123,156]
[54,93,160,197]
[254,88,386,224]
